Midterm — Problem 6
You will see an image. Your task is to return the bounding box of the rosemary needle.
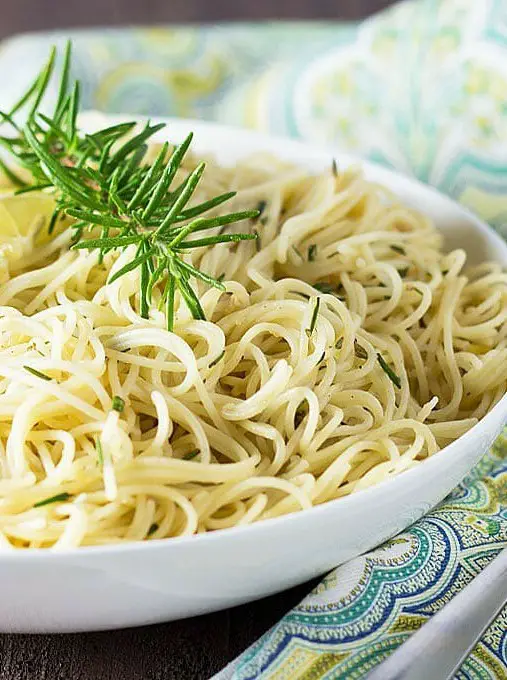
[306,297,320,337]
[183,449,200,460]
[209,350,225,368]
[24,365,52,381]
[377,353,402,388]
[34,492,71,508]
[390,244,406,255]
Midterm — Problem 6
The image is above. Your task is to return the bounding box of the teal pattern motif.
[0,1,507,677]
[217,441,507,679]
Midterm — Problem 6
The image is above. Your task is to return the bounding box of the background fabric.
[0,1,506,677]
[215,440,507,679]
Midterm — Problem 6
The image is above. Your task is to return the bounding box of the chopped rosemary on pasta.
[0,44,505,549]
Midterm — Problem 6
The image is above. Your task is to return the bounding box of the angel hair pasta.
[0,150,506,549]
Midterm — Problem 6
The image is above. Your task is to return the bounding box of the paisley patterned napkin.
[215,439,507,679]
[0,1,506,677]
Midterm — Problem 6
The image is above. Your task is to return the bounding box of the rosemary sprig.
[0,42,259,331]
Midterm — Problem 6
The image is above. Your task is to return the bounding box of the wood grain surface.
[0,0,394,39]
[0,581,317,680]
[0,1,395,679]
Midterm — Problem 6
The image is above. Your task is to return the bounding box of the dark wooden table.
[1,1,394,39]
[0,1,395,678]
[0,582,317,679]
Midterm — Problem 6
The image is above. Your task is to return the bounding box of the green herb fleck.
[335,338,343,350]
[34,492,71,508]
[24,365,52,381]
[147,522,159,536]
[308,244,317,261]
[293,246,303,260]
[377,353,402,388]
[183,449,199,460]
[111,395,125,412]
[390,245,406,255]
[399,266,410,278]
[217,273,225,283]
[209,351,225,368]
[332,159,338,177]
[317,351,326,365]
[95,436,104,466]
[313,282,335,294]
[306,297,320,337]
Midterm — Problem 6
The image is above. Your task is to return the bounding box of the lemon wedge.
[0,192,58,243]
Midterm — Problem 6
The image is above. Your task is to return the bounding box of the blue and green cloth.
[0,1,506,677]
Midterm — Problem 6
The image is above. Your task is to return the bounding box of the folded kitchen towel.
[0,1,506,677]
[213,437,507,679]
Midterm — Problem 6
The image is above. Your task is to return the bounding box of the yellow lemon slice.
[0,192,58,243]
[0,198,19,238]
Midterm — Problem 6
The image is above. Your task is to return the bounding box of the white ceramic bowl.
[1,116,507,633]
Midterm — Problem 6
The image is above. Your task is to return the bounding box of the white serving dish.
[1,115,506,633]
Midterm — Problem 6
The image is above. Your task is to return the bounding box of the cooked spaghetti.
[0,152,506,549]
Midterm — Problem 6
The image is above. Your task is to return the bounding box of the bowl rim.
[3,114,507,560]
